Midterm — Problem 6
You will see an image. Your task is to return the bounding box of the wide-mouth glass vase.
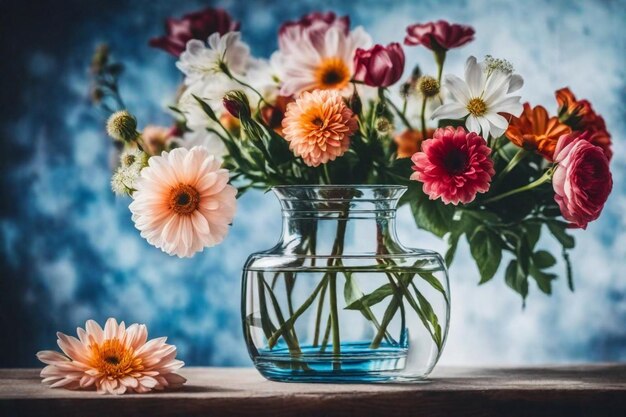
[242,185,450,382]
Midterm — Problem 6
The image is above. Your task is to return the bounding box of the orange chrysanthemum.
[281,89,358,167]
[555,87,612,161]
[394,129,435,159]
[505,103,571,161]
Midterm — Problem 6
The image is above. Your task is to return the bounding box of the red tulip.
[150,8,240,57]
[404,20,474,51]
[353,43,405,87]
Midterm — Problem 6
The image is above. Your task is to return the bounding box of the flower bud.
[399,82,412,98]
[222,90,251,120]
[375,117,393,135]
[111,166,137,197]
[90,87,104,104]
[106,110,139,143]
[417,76,440,98]
[120,148,148,171]
[348,91,362,115]
[90,44,109,74]
[411,65,422,81]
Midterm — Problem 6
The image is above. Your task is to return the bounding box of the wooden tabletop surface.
[1,364,625,416]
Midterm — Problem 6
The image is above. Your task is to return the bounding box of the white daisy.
[481,55,524,93]
[431,56,524,138]
[176,32,250,88]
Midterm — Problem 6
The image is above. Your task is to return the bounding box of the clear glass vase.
[242,185,450,382]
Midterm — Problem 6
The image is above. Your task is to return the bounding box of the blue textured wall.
[0,0,625,367]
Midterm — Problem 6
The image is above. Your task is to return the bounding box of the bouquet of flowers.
[92,8,613,301]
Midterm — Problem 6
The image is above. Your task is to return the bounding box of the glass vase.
[242,185,450,382]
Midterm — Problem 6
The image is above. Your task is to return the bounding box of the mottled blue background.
[0,0,625,367]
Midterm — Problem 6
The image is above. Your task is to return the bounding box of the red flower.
[552,132,612,229]
[505,103,571,161]
[353,43,405,87]
[555,87,612,161]
[150,8,240,57]
[279,12,350,52]
[410,126,495,205]
[404,20,474,51]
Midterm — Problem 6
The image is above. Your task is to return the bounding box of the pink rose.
[150,8,240,57]
[353,43,405,87]
[404,20,474,51]
[552,132,612,229]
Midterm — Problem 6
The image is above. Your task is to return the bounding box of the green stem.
[312,280,328,347]
[266,276,328,348]
[386,92,414,130]
[498,149,528,179]
[420,96,428,141]
[326,212,348,369]
[320,313,332,353]
[329,273,340,370]
[434,50,446,84]
[370,273,403,349]
[227,72,271,108]
[323,164,332,184]
[482,169,554,205]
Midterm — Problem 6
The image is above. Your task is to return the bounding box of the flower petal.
[431,103,468,120]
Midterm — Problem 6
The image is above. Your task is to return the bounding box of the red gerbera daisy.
[410,126,495,205]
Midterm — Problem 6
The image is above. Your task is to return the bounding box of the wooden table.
[1,364,625,416]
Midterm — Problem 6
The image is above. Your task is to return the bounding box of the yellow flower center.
[418,76,440,97]
[169,184,200,215]
[89,338,142,379]
[467,97,487,116]
[314,57,351,90]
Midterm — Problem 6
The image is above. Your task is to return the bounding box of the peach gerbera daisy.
[129,146,237,258]
[37,318,186,395]
[282,89,358,167]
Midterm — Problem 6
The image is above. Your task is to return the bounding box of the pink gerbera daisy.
[129,146,237,258]
[37,318,186,395]
[282,89,358,167]
[410,126,495,205]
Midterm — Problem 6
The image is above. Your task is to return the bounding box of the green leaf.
[505,260,529,300]
[547,221,575,249]
[410,191,455,238]
[417,271,449,304]
[343,273,364,306]
[516,234,531,277]
[533,250,557,269]
[524,222,542,249]
[345,284,393,310]
[444,231,461,267]
[266,130,293,165]
[437,119,465,129]
[529,264,556,295]
[469,227,502,284]
[411,283,443,348]
[192,94,219,123]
